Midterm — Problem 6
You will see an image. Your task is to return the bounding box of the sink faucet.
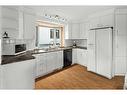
[49,41,55,48]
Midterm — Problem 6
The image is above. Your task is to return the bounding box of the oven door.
[15,44,26,54]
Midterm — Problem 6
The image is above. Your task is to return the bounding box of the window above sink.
[36,26,61,49]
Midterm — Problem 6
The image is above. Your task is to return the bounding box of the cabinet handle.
[116,30,118,48]
[117,30,118,36]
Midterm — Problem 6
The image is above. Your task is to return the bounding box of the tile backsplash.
[64,39,87,47]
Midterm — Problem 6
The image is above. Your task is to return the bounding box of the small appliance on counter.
[2,43,27,55]
[73,41,77,47]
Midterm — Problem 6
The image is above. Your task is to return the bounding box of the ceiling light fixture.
[43,14,67,23]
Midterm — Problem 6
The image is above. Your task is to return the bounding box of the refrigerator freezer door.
[96,28,112,79]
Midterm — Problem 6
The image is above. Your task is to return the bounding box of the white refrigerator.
[87,27,113,79]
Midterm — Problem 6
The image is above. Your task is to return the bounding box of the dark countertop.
[1,46,87,65]
[1,52,35,65]
[32,46,87,54]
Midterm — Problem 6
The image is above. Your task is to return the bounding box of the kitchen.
[0,6,127,89]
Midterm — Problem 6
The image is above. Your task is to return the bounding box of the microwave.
[2,43,26,55]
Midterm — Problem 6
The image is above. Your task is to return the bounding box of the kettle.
[3,31,9,38]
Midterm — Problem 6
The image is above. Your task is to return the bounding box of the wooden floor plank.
[35,64,125,89]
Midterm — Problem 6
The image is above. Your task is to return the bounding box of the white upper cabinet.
[100,14,114,27]
[89,18,100,29]
[1,7,19,39]
[115,14,127,35]
[89,14,114,29]
[67,22,88,39]
[88,9,114,29]
[67,23,72,39]
[80,23,87,39]
[23,13,36,39]
[71,23,80,39]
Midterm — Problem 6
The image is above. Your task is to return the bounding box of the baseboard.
[115,73,125,76]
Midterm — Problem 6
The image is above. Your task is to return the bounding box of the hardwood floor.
[35,64,125,89]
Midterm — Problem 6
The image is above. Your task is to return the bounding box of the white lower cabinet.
[0,65,2,89]
[56,51,63,69]
[73,48,87,66]
[77,49,88,66]
[1,59,36,89]
[115,56,127,75]
[114,13,127,75]
[72,49,77,64]
[46,52,56,73]
[35,51,63,78]
[34,54,46,77]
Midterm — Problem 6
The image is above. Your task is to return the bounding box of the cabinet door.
[115,57,127,75]
[71,23,80,39]
[56,51,63,69]
[23,13,36,39]
[34,54,46,77]
[36,60,41,77]
[89,18,100,29]
[35,55,42,77]
[88,30,96,45]
[116,14,127,35]
[81,50,88,67]
[77,49,87,66]
[68,23,72,39]
[100,14,114,27]
[84,22,89,39]
[77,49,84,65]
[39,54,46,76]
[72,49,77,64]
[76,49,81,64]
[115,35,127,57]
[80,23,85,39]
[0,65,2,89]
[2,60,35,89]
[46,52,56,73]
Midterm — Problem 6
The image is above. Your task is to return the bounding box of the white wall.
[64,39,87,47]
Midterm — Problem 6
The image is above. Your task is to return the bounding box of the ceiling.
[29,6,127,21]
